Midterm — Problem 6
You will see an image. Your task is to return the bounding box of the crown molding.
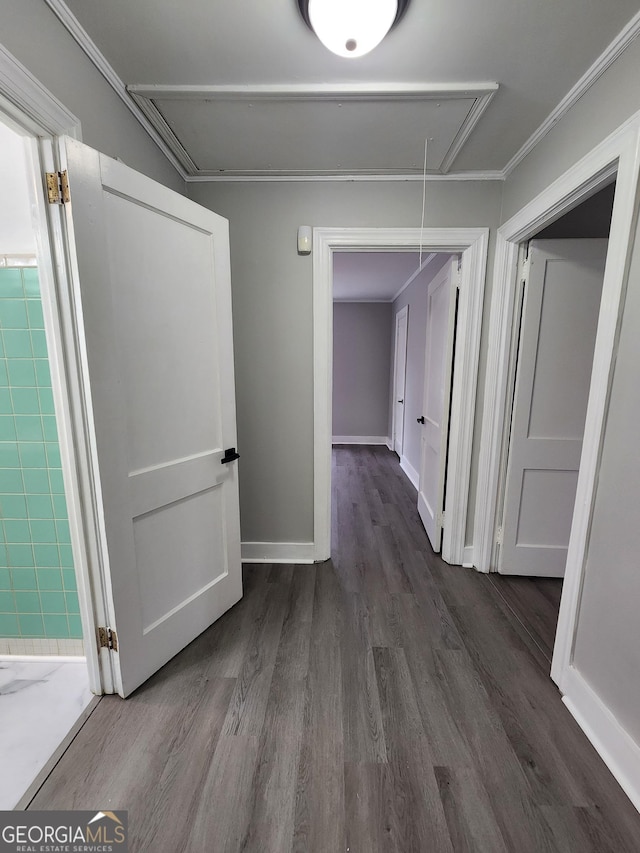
[43,0,188,179]
[184,171,505,183]
[503,9,640,177]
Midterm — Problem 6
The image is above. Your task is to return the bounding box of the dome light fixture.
[297,0,410,59]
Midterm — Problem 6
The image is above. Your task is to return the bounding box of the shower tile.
[18,442,47,467]
[38,388,54,415]
[59,545,73,568]
[26,494,53,518]
[26,300,44,329]
[0,613,19,636]
[52,494,68,518]
[45,443,61,467]
[12,389,40,415]
[64,590,79,614]
[33,544,59,567]
[30,330,47,358]
[0,388,11,409]
[67,615,83,638]
[34,360,51,386]
[0,417,17,441]
[0,301,28,329]
[42,416,58,441]
[15,415,43,441]
[3,520,30,542]
[48,469,64,493]
[0,360,7,385]
[62,569,76,590]
[36,568,63,590]
[0,444,21,468]
[10,568,37,590]
[0,591,15,611]
[3,329,32,358]
[1,493,27,517]
[8,359,37,387]
[43,613,69,637]
[23,469,51,495]
[29,520,57,543]
[8,544,34,567]
[22,268,40,296]
[40,591,66,613]
[55,520,70,543]
[0,268,24,297]
[14,591,40,613]
[17,613,44,636]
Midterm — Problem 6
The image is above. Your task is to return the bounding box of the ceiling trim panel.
[127,83,498,178]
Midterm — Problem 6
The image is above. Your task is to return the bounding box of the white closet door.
[393,306,408,456]
[62,137,242,696]
[500,239,607,577]
[417,258,457,552]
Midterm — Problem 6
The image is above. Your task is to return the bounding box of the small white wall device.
[297,225,312,255]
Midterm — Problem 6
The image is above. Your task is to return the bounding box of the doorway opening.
[0,112,96,809]
[313,226,489,568]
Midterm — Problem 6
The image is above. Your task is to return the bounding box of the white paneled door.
[417,258,458,552]
[393,306,408,456]
[62,138,242,696]
[500,239,607,577]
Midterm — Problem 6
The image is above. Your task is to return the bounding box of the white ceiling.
[54,0,640,178]
[333,252,423,301]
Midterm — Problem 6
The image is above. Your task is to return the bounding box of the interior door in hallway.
[417,258,458,552]
[393,306,408,456]
[61,137,242,696]
[500,238,607,577]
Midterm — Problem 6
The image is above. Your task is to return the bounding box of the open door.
[59,137,242,696]
[417,258,458,552]
[500,239,607,577]
[392,306,408,456]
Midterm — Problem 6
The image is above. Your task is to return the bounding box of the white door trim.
[473,115,640,811]
[391,305,409,457]
[313,227,489,565]
[0,47,108,693]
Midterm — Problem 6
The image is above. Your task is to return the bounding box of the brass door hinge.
[46,170,70,204]
[98,626,118,652]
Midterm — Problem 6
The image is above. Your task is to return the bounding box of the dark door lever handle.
[221,447,240,464]
[398,399,404,404]
[417,416,425,424]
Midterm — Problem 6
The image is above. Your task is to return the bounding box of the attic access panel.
[128,85,498,177]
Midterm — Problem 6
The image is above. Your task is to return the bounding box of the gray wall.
[391,255,452,476]
[572,213,640,744]
[332,302,391,439]
[187,180,502,544]
[501,33,640,775]
[1,2,183,192]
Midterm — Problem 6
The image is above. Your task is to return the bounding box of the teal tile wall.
[0,267,81,639]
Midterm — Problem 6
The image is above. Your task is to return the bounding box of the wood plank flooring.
[28,445,640,851]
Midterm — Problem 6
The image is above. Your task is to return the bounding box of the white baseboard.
[241,541,316,564]
[400,455,420,490]
[386,438,393,451]
[332,435,390,445]
[561,665,640,814]
[462,545,474,568]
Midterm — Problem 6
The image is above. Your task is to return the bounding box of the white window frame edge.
[473,114,640,811]
[313,226,489,566]
[0,43,113,693]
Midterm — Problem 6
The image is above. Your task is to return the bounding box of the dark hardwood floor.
[28,445,640,851]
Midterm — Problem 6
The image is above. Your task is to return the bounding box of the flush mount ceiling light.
[297,0,410,59]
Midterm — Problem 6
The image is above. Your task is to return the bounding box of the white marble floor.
[0,658,94,809]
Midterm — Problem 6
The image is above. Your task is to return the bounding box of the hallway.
[25,446,640,851]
